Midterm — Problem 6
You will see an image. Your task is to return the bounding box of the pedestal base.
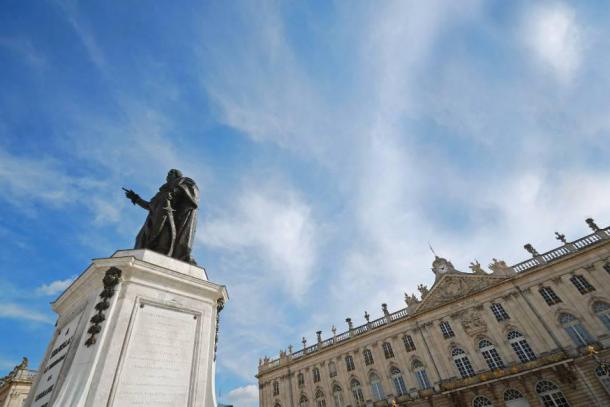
[25,250,228,407]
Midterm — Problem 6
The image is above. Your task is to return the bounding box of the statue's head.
[166,169,183,182]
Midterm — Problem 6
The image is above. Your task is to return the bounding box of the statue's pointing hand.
[122,187,141,205]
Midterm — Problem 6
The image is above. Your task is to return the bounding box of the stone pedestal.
[25,249,228,407]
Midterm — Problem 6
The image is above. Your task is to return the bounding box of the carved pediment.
[415,273,508,313]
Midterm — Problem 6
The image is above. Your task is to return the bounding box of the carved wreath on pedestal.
[84,267,122,347]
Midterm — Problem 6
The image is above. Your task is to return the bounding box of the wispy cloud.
[0,357,19,371]
[55,0,106,72]
[36,277,75,296]
[224,384,258,407]
[0,36,45,68]
[0,303,53,324]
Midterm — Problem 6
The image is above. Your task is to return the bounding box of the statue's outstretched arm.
[123,187,150,209]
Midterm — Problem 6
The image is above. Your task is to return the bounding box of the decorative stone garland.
[214,298,225,361]
[84,267,122,347]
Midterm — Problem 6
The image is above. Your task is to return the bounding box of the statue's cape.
[134,176,200,263]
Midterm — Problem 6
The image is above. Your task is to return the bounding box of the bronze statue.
[123,169,199,264]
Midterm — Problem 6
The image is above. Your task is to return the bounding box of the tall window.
[503,389,525,402]
[472,395,493,407]
[559,313,594,347]
[351,379,364,405]
[273,381,279,396]
[390,367,407,396]
[332,385,344,407]
[539,287,562,305]
[299,394,309,407]
[298,373,305,386]
[313,367,321,383]
[595,366,610,395]
[570,275,595,294]
[382,342,395,359]
[535,380,570,407]
[328,361,337,378]
[440,321,455,338]
[363,349,374,366]
[479,339,504,370]
[345,355,355,372]
[315,389,326,407]
[412,360,431,389]
[593,301,610,331]
[490,303,510,321]
[370,373,385,401]
[452,348,475,378]
[507,330,536,362]
[403,335,416,352]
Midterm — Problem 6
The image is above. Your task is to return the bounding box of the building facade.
[0,358,36,407]
[256,219,610,407]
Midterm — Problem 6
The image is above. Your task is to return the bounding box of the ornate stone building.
[256,219,610,407]
[0,358,36,407]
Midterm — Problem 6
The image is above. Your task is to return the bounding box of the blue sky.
[1,1,610,405]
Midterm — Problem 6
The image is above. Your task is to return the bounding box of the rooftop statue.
[123,169,199,264]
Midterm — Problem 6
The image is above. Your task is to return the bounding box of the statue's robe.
[134,176,199,264]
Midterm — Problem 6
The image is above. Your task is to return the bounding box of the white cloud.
[523,2,582,83]
[224,384,258,407]
[0,303,53,324]
[36,277,75,296]
[201,183,317,299]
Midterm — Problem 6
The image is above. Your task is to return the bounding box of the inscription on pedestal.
[112,303,199,407]
[31,312,82,407]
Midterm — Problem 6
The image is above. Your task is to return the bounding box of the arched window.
[503,388,525,402]
[351,379,364,405]
[298,372,305,386]
[569,275,595,294]
[490,303,510,321]
[452,347,475,378]
[403,335,416,351]
[390,367,408,396]
[595,366,610,394]
[479,339,504,370]
[440,321,455,338]
[299,394,309,407]
[412,359,431,389]
[370,373,384,401]
[593,301,610,331]
[383,342,395,359]
[345,355,355,372]
[559,313,594,347]
[363,349,374,366]
[328,361,337,378]
[332,384,344,407]
[313,367,321,383]
[535,380,570,407]
[507,331,536,362]
[539,286,562,306]
[472,395,493,407]
[315,388,326,407]
[273,380,279,396]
